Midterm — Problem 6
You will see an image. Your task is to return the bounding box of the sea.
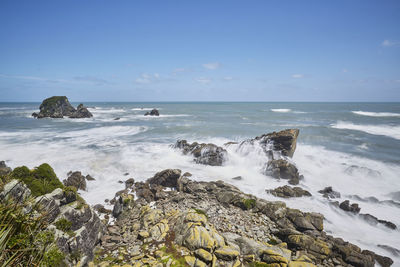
[0,102,399,265]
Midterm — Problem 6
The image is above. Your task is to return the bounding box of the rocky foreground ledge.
[95,169,393,267]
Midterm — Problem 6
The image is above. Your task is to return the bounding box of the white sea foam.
[271,108,291,113]
[88,108,126,114]
[352,110,400,117]
[332,121,400,140]
[131,108,159,111]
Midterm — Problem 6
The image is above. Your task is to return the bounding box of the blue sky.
[0,0,399,102]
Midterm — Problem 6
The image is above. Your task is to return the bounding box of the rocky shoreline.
[0,128,397,266]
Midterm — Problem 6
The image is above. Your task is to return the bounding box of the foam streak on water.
[0,102,399,264]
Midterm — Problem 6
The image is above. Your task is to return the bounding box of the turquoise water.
[1,102,400,262]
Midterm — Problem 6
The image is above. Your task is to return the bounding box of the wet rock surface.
[318,186,341,199]
[174,140,227,166]
[264,159,302,185]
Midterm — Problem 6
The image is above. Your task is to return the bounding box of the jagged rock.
[114,117,120,120]
[318,186,340,199]
[63,171,87,191]
[32,96,93,119]
[0,161,12,176]
[0,179,31,203]
[68,104,93,118]
[147,169,181,188]
[339,200,360,214]
[144,108,159,116]
[267,185,311,198]
[241,129,299,157]
[265,159,301,185]
[175,140,227,166]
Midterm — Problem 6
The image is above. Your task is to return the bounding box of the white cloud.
[382,39,400,47]
[202,62,221,70]
[291,74,304,79]
[194,77,211,84]
[223,76,233,81]
[135,73,160,84]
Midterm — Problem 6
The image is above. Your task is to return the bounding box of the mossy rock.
[241,198,256,210]
[11,163,64,197]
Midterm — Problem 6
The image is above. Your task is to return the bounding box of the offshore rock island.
[0,129,395,267]
[32,96,93,119]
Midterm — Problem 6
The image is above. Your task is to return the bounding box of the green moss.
[42,246,65,266]
[11,163,64,197]
[42,96,68,107]
[268,237,279,245]
[194,208,208,219]
[242,198,256,210]
[55,218,72,232]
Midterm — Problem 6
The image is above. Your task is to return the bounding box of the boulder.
[0,179,31,203]
[0,161,12,176]
[147,169,181,188]
[174,140,227,166]
[267,185,311,198]
[265,159,301,185]
[144,108,159,116]
[32,96,93,119]
[318,186,340,199]
[339,200,360,214]
[63,171,87,191]
[241,129,299,157]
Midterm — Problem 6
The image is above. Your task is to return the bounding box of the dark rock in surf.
[32,96,93,119]
[266,185,311,198]
[174,140,227,166]
[264,159,301,185]
[114,117,120,120]
[359,213,397,230]
[378,244,400,257]
[339,200,360,214]
[144,108,159,116]
[241,129,299,158]
[318,186,341,199]
[63,171,87,191]
[68,104,93,118]
[85,174,95,181]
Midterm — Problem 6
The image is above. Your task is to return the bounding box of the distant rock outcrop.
[32,96,93,119]
[144,108,159,116]
[266,185,312,198]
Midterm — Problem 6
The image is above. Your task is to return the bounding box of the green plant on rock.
[55,218,72,232]
[11,164,64,197]
[0,197,63,266]
[242,198,256,210]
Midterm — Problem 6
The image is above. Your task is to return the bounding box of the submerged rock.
[174,140,227,166]
[339,200,361,214]
[267,185,312,198]
[32,96,93,119]
[318,186,341,199]
[144,108,159,116]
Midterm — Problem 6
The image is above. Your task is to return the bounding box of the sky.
[0,0,399,102]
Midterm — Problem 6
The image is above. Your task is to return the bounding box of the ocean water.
[1,102,400,264]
